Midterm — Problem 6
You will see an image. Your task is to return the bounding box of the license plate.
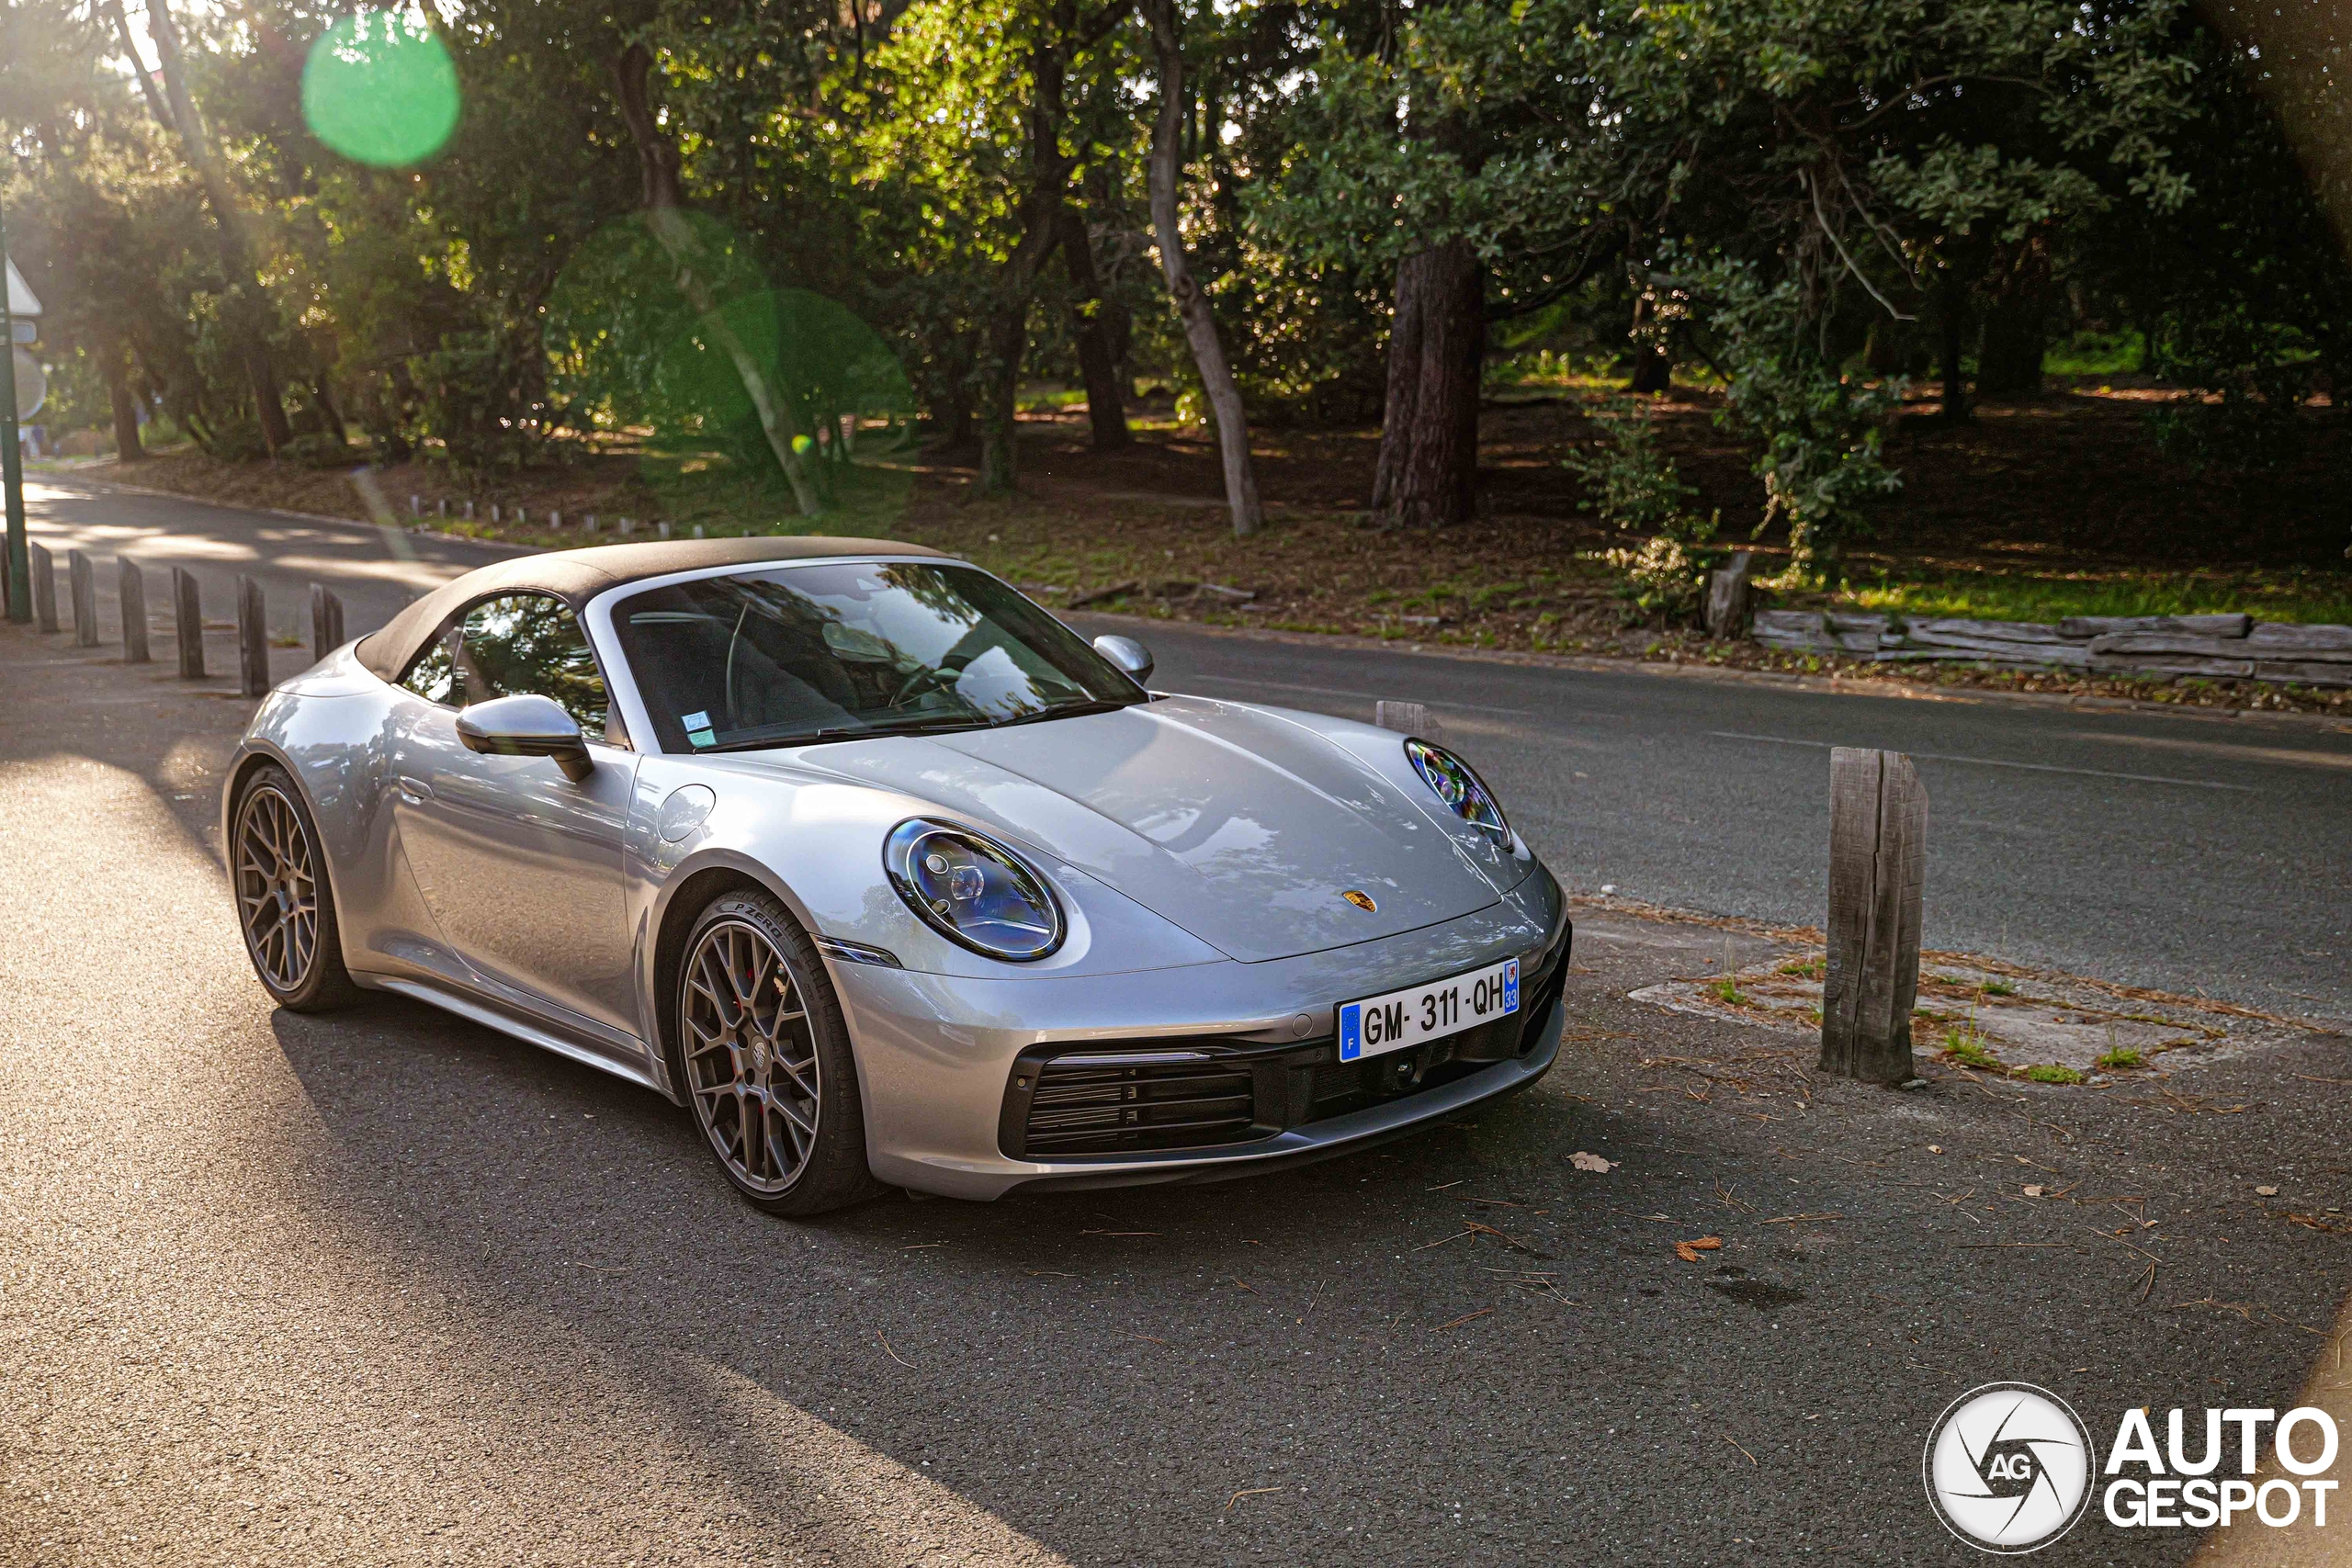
[1337,958,1519,1062]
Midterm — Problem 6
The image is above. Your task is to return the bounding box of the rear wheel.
[674,890,878,1215]
[231,764,357,1011]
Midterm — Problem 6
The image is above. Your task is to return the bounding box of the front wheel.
[674,890,878,1215]
[231,763,358,1011]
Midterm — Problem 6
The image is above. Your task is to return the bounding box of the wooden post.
[1374,700,1436,739]
[310,581,345,660]
[1820,747,1928,1083]
[437,497,448,518]
[548,510,562,531]
[236,574,269,697]
[119,558,149,663]
[68,549,97,647]
[618,516,634,536]
[172,566,204,678]
[29,541,56,632]
[1706,550,1755,639]
[409,493,422,517]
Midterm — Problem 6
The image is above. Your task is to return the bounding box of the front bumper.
[830,867,1568,1200]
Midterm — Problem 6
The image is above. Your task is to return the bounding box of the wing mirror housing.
[457,694,594,782]
[1092,634,1154,687]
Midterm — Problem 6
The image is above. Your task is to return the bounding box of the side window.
[456,594,610,740]
[399,626,457,705]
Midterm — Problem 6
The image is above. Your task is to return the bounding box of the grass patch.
[2096,1046,2145,1070]
[1979,978,2018,998]
[2022,1064,2086,1085]
[1707,978,1752,1007]
[1940,1027,2002,1071]
[1836,566,2352,627]
[1776,956,1826,980]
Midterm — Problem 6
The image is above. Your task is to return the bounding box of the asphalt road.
[17,474,2352,1023]
[5,624,2347,1567]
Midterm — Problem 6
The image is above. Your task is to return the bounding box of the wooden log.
[236,574,270,697]
[2089,654,2255,680]
[1896,629,2094,666]
[119,558,149,663]
[1752,608,1831,650]
[1903,616,2074,645]
[2059,612,2251,640]
[29,542,57,633]
[1374,700,1436,739]
[2246,622,2352,657]
[2252,660,2352,688]
[2087,631,2267,660]
[310,582,345,661]
[1704,550,1753,638]
[1820,747,1926,1085]
[172,567,204,678]
[68,549,97,647]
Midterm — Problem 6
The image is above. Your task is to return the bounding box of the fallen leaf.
[1928,1145,1943,1154]
[1674,1235,1724,1262]
[2256,1186,2279,1197]
[2023,1184,2044,1198]
[1570,1151,1619,1173]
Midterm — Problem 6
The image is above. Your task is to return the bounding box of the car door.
[388,592,643,1041]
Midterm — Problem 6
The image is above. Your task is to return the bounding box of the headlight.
[884,818,1066,961]
[1404,739,1511,846]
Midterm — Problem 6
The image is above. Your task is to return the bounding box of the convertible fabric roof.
[354,535,949,682]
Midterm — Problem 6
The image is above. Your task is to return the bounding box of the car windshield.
[611,561,1142,753]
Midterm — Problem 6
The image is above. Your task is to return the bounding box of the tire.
[673,889,880,1215]
[230,763,359,1012]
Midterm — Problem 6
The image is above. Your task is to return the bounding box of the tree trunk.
[107,355,145,461]
[1977,241,2051,397]
[1627,288,1672,395]
[1371,239,1483,528]
[977,301,1027,493]
[611,43,821,516]
[145,0,288,457]
[1059,210,1131,449]
[1937,268,1970,423]
[1142,0,1261,536]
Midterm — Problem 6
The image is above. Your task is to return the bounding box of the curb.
[1064,610,2352,735]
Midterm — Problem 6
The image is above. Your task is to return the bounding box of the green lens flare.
[302,10,459,168]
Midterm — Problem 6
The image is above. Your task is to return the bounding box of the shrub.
[1565,397,1722,623]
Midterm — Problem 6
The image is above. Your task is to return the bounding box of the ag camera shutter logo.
[1924,1382,2095,1553]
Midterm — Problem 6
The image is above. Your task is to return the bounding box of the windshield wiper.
[991,698,1136,728]
[701,713,992,752]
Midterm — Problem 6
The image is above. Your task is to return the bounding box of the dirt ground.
[54,378,2352,717]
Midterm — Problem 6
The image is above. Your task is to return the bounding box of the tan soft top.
[354,535,949,682]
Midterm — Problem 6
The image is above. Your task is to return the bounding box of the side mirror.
[457,693,594,782]
[1092,634,1154,687]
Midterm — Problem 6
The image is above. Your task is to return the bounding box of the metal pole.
[1,197,30,625]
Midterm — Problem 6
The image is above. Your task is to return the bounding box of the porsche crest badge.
[1342,889,1378,913]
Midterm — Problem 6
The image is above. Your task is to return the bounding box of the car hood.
[786,696,1501,963]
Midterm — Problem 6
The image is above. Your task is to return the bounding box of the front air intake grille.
[1014,1054,1261,1156]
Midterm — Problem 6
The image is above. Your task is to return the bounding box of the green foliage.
[2022,1063,2086,1084]
[1694,261,1903,582]
[1565,397,1724,622]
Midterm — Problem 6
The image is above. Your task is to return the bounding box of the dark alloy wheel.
[232,764,356,1011]
[674,890,878,1215]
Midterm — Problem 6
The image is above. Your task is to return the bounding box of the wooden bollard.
[409,493,422,517]
[462,500,475,521]
[437,497,449,518]
[29,542,57,633]
[618,516,634,536]
[68,550,98,647]
[1374,700,1435,739]
[1819,747,1928,1084]
[172,566,204,678]
[548,510,562,530]
[1705,550,1754,638]
[235,575,270,697]
[119,558,150,663]
[310,582,345,660]
[583,513,598,534]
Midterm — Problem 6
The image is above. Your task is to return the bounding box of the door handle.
[396,774,435,803]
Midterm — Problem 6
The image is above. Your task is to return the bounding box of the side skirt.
[362,973,671,1098]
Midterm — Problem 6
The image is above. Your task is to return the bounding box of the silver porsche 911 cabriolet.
[223,537,1570,1213]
